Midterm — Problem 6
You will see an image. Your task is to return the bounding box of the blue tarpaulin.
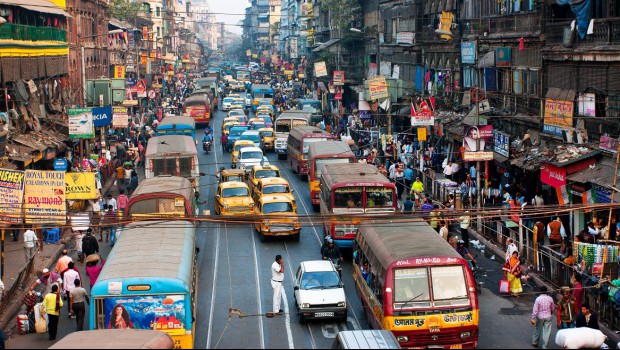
[556,0,592,39]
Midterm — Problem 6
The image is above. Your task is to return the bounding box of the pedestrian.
[271,255,284,315]
[124,165,133,191]
[23,228,38,262]
[44,284,62,340]
[459,211,471,246]
[395,167,404,199]
[74,230,85,264]
[531,286,555,349]
[575,303,599,329]
[85,257,105,288]
[129,171,139,195]
[117,189,129,218]
[505,238,518,262]
[115,162,126,192]
[103,205,118,246]
[547,217,566,245]
[430,205,440,232]
[439,220,450,241]
[402,196,414,213]
[105,193,117,212]
[557,286,577,329]
[54,249,72,274]
[81,228,99,258]
[61,261,80,314]
[30,268,62,294]
[69,278,89,331]
[571,275,584,312]
[503,251,523,297]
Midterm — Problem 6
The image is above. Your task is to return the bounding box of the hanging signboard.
[68,108,94,140]
[65,172,98,200]
[290,37,298,59]
[493,130,510,158]
[333,71,345,86]
[463,125,494,161]
[367,76,389,100]
[578,93,596,117]
[543,99,574,136]
[461,41,476,64]
[92,106,112,128]
[113,107,129,128]
[0,169,25,224]
[314,61,328,77]
[24,170,66,225]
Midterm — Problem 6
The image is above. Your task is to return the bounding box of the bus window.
[303,138,329,153]
[366,187,394,207]
[431,266,469,307]
[152,159,175,176]
[179,157,193,178]
[334,187,363,208]
[394,268,431,308]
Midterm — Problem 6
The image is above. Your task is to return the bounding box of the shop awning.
[494,153,509,164]
[567,158,617,189]
[0,0,72,17]
[478,51,495,68]
[312,39,340,53]
[546,87,575,101]
[7,144,37,164]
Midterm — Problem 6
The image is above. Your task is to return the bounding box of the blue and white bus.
[89,221,198,349]
[250,84,275,112]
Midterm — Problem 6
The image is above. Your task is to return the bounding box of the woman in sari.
[503,250,523,296]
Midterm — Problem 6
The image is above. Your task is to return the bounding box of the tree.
[320,0,359,33]
[108,0,144,22]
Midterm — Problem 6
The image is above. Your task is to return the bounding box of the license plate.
[314,312,334,317]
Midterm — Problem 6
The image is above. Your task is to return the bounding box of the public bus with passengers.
[90,221,198,349]
[353,222,479,349]
[319,163,396,248]
[274,110,312,159]
[145,135,201,192]
[156,116,196,140]
[308,141,355,210]
[183,94,211,125]
[126,176,198,219]
[250,84,275,112]
[286,126,336,178]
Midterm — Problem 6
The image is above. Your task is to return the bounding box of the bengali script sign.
[0,169,25,224]
[314,61,327,77]
[24,170,66,225]
[113,107,129,128]
[543,99,574,136]
[368,76,389,100]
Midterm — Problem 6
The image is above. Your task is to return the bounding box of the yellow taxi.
[218,168,246,183]
[256,106,274,119]
[246,164,281,195]
[252,177,296,211]
[214,181,255,215]
[231,140,257,165]
[258,127,275,151]
[254,194,301,242]
[248,117,263,125]
[222,121,240,136]
[223,116,239,125]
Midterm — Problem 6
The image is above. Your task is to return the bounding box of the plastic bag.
[34,315,47,334]
[499,279,510,294]
[555,328,606,349]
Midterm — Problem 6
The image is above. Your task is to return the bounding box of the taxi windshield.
[261,131,274,137]
[263,185,289,194]
[222,187,249,198]
[255,170,279,178]
[263,202,293,214]
[234,144,253,152]
[241,151,263,160]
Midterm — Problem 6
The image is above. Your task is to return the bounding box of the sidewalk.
[468,226,620,346]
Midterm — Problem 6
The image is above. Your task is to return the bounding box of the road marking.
[206,134,221,349]
[250,224,266,349]
[320,323,339,339]
[281,289,295,349]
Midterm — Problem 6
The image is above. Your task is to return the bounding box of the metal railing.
[462,12,542,37]
[0,23,67,42]
[546,18,620,46]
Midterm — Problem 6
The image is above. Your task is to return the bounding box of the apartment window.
[157,7,161,17]
[157,27,161,37]
[271,6,275,12]
[463,66,477,88]
[529,70,539,96]
[514,69,523,94]
[391,19,398,41]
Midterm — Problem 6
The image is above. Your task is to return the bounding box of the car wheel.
[292,234,300,242]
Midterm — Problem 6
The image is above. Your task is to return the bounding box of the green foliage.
[108,0,144,22]
[320,0,358,31]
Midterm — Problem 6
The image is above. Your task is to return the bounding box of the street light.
[349,28,363,33]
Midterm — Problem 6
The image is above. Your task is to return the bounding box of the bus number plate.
[429,326,441,333]
[315,312,334,317]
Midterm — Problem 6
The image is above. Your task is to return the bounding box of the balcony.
[545,18,620,47]
[462,12,542,39]
[0,23,67,42]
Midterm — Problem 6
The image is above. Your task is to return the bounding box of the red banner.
[540,163,566,188]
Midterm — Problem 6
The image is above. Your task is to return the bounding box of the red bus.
[319,163,396,248]
[286,126,336,178]
[353,222,479,349]
[307,141,355,210]
[183,94,211,125]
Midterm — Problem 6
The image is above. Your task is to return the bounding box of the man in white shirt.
[271,255,285,314]
[443,161,454,180]
[23,229,37,262]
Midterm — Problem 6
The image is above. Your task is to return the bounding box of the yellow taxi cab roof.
[233,140,256,147]
[258,177,290,186]
[257,194,294,204]
[249,118,263,123]
[220,168,246,176]
[252,164,280,172]
[219,181,249,189]
[258,127,274,132]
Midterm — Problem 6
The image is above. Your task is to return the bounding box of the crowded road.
[191,108,554,349]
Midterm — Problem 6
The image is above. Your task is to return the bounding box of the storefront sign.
[594,184,614,203]
[24,170,66,225]
[113,107,129,128]
[65,172,98,200]
[495,48,512,67]
[368,63,377,78]
[461,41,476,64]
[543,99,574,136]
[417,127,427,141]
[333,71,345,86]
[463,125,493,161]
[53,159,68,172]
[396,32,414,45]
[540,163,567,187]
[103,295,186,334]
[368,75,389,100]
[290,37,298,59]
[92,106,112,127]
[314,61,327,77]
[0,169,25,224]
[578,93,596,117]
[600,136,619,153]
[493,130,509,158]
[463,152,493,162]
[68,108,94,140]
[113,65,126,79]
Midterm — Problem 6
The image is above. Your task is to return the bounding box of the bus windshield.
[394,268,431,308]
[276,119,308,134]
[366,187,394,208]
[263,185,290,195]
[334,187,363,208]
[431,266,469,306]
[222,187,249,198]
[314,158,353,178]
[263,202,293,214]
[303,138,329,154]
[300,102,321,114]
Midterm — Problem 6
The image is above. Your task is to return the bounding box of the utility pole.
[608,144,620,237]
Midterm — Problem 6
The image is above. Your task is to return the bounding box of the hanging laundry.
[587,19,595,35]
[557,0,593,39]
[519,37,525,51]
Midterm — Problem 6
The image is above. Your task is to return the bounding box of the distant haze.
[207,0,249,35]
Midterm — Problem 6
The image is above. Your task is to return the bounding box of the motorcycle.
[469,256,482,295]
[202,140,212,154]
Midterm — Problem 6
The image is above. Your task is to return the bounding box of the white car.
[236,147,264,172]
[245,93,252,107]
[293,260,347,323]
[222,97,234,111]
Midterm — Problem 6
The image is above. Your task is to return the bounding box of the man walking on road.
[271,255,284,315]
[81,228,99,258]
[69,278,89,331]
[531,286,555,349]
[23,228,37,262]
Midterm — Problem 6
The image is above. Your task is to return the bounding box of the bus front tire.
[292,234,300,242]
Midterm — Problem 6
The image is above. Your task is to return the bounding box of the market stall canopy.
[312,39,340,53]
[0,0,72,17]
[567,157,617,189]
